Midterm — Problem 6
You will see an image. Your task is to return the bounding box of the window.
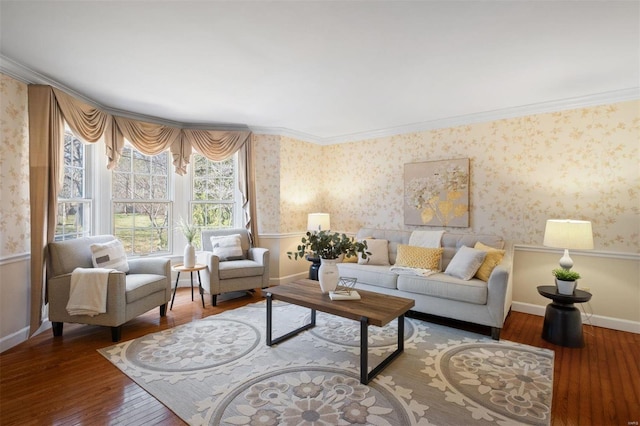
[190,153,237,247]
[112,145,170,255]
[55,125,92,241]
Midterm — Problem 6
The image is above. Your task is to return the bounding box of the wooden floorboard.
[1,288,639,425]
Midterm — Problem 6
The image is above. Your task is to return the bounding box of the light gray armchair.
[47,235,171,342]
[197,228,270,306]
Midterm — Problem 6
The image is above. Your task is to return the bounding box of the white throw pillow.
[90,239,129,273]
[444,246,487,280]
[358,239,390,265]
[210,234,244,261]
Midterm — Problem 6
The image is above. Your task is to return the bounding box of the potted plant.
[176,217,198,267]
[288,230,370,293]
[552,268,581,295]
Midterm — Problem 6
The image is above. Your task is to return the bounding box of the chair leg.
[211,295,217,306]
[111,326,122,342]
[160,303,167,317]
[491,327,501,340]
[52,322,63,337]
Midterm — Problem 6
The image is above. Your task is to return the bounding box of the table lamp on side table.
[543,219,594,270]
[543,219,593,294]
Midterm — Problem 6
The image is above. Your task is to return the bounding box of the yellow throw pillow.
[474,241,506,281]
[395,244,443,270]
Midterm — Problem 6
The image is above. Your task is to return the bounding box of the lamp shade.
[307,213,330,231]
[543,219,594,250]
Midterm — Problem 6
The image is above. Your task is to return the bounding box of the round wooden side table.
[537,285,592,348]
[171,263,207,310]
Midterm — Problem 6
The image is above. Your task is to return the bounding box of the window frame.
[55,124,93,241]
[110,143,173,256]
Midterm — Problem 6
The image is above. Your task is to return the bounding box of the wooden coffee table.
[265,279,415,384]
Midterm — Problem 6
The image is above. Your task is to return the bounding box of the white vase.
[183,243,196,268]
[318,258,340,294]
[556,279,577,295]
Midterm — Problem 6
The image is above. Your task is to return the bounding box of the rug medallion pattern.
[100,301,552,425]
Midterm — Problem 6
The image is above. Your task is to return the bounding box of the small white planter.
[556,279,577,295]
[183,243,196,268]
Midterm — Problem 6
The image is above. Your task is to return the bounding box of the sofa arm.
[196,251,221,294]
[248,247,269,265]
[48,271,128,325]
[128,257,171,277]
[248,247,270,288]
[486,265,511,326]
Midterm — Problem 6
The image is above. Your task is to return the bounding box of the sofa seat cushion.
[337,263,398,289]
[125,274,168,303]
[217,260,265,279]
[397,273,488,305]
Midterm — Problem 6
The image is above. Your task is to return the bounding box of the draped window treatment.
[27,85,257,336]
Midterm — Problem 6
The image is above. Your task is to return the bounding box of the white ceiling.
[1,1,638,143]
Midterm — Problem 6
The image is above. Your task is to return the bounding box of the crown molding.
[3,54,637,145]
[0,54,250,131]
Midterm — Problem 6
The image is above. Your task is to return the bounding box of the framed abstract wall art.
[404,158,469,227]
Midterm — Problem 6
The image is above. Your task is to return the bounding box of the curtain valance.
[27,85,257,337]
[47,85,250,174]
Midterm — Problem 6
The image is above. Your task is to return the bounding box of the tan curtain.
[28,85,64,336]
[183,130,257,242]
[113,116,185,175]
[27,85,258,334]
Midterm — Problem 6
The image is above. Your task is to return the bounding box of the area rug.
[99,301,553,425]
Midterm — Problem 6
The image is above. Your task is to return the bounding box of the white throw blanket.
[66,267,112,316]
[389,265,439,277]
[408,230,445,248]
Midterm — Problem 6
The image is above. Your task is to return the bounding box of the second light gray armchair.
[197,228,270,306]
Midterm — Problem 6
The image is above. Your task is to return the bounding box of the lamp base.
[307,255,321,281]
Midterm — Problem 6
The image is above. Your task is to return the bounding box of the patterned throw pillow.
[474,241,506,281]
[210,234,244,261]
[90,239,129,273]
[444,246,487,280]
[395,244,443,270]
[358,239,390,265]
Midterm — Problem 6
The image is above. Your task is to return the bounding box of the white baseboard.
[512,301,640,334]
[0,326,31,353]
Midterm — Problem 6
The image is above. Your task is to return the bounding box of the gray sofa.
[337,228,512,339]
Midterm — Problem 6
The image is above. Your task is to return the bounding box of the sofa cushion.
[358,239,390,265]
[444,246,486,280]
[125,274,168,303]
[337,263,398,289]
[90,239,129,273]
[474,241,506,281]
[217,259,265,279]
[210,234,245,261]
[397,273,488,305]
[395,244,443,270]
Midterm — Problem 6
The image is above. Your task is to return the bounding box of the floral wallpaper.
[255,100,639,253]
[0,74,30,257]
[254,134,324,233]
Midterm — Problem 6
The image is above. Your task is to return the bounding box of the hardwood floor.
[1,289,638,426]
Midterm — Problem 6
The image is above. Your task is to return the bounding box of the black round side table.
[537,285,592,348]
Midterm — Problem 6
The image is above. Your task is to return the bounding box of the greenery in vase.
[176,216,198,244]
[552,268,581,281]
[287,230,370,260]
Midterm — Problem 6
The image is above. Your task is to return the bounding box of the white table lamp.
[543,219,594,270]
[307,213,330,232]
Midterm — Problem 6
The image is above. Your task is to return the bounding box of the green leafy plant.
[552,268,581,281]
[287,230,370,260]
[176,216,198,244]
